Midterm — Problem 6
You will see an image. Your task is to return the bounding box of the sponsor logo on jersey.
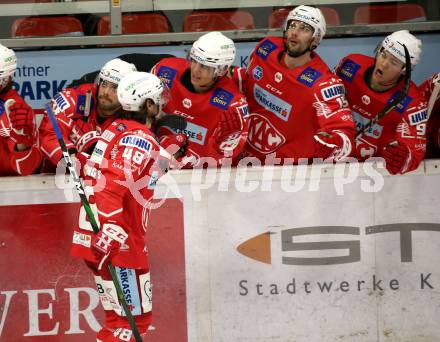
[76,94,95,116]
[210,88,234,110]
[116,267,142,316]
[297,67,322,87]
[361,95,371,105]
[116,123,127,132]
[171,121,208,145]
[121,135,152,151]
[247,113,286,153]
[408,109,428,125]
[53,92,70,112]
[0,98,5,116]
[387,92,413,114]
[101,130,116,142]
[183,98,192,109]
[253,84,292,121]
[237,104,249,117]
[256,39,278,60]
[253,66,263,81]
[338,59,361,82]
[321,84,345,101]
[157,66,177,88]
[73,231,91,248]
[266,83,282,95]
[353,112,383,139]
[274,72,283,83]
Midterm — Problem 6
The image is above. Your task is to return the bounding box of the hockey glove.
[214,108,244,144]
[159,133,188,160]
[92,223,128,270]
[313,131,343,159]
[382,141,410,175]
[5,99,36,146]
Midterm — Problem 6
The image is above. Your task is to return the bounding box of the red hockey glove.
[159,133,188,159]
[214,108,244,144]
[5,99,36,146]
[313,131,343,159]
[92,223,128,270]
[382,141,410,175]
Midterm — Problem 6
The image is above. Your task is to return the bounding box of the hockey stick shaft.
[356,44,411,140]
[44,103,143,342]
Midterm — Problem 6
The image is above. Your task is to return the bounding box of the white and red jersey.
[151,57,249,167]
[0,89,42,176]
[419,72,440,158]
[39,83,115,167]
[71,119,163,269]
[233,36,355,163]
[336,54,427,172]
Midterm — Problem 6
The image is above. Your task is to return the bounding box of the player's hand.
[159,133,188,160]
[214,108,244,144]
[313,131,343,159]
[92,223,128,270]
[382,140,410,175]
[6,100,36,147]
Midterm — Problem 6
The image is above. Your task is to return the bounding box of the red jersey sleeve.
[313,75,356,160]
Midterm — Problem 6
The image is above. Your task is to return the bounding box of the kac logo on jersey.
[321,84,345,101]
[338,59,361,82]
[253,84,292,121]
[408,109,428,125]
[247,114,286,154]
[387,92,413,114]
[256,39,278,60]
[210,88,234,110]
[297,67,322,87]
[253,66,263,81]
[121,135,152,151]
[157,66,177,88]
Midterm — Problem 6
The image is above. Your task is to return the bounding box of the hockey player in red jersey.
[232,5,355,164]
[39,58,137,170]
[336,30,427,174]
[71,71,185,342]
[0,44,42,176]
[419,72,440,158]
[151,31,249,168]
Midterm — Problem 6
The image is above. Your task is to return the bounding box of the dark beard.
[285,44,311,58]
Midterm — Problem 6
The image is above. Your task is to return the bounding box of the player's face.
[284,20,315,57]
[97,80,120,115]
[190,60,216,93]
[371,50,405,89]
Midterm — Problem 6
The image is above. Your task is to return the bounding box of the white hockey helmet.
[380,30,422,67]
[284,5,326,47]
[0,44,17,88]
[189,31,236,77]
[98,58,137,85]
[117,71,166,112]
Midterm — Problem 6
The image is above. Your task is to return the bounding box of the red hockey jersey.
[152,57,249,167]
[419,72,440,158]
[0,89,42,176]
[71,119,164,269]
[39,83,115,166]
[233,36,355,163]
[336,54,427,172]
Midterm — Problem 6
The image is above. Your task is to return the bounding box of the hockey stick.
[356,44,411,140]
[44,103,143,342]
[427,74,440,119]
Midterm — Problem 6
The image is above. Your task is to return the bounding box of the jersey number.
[122,148,145,165]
